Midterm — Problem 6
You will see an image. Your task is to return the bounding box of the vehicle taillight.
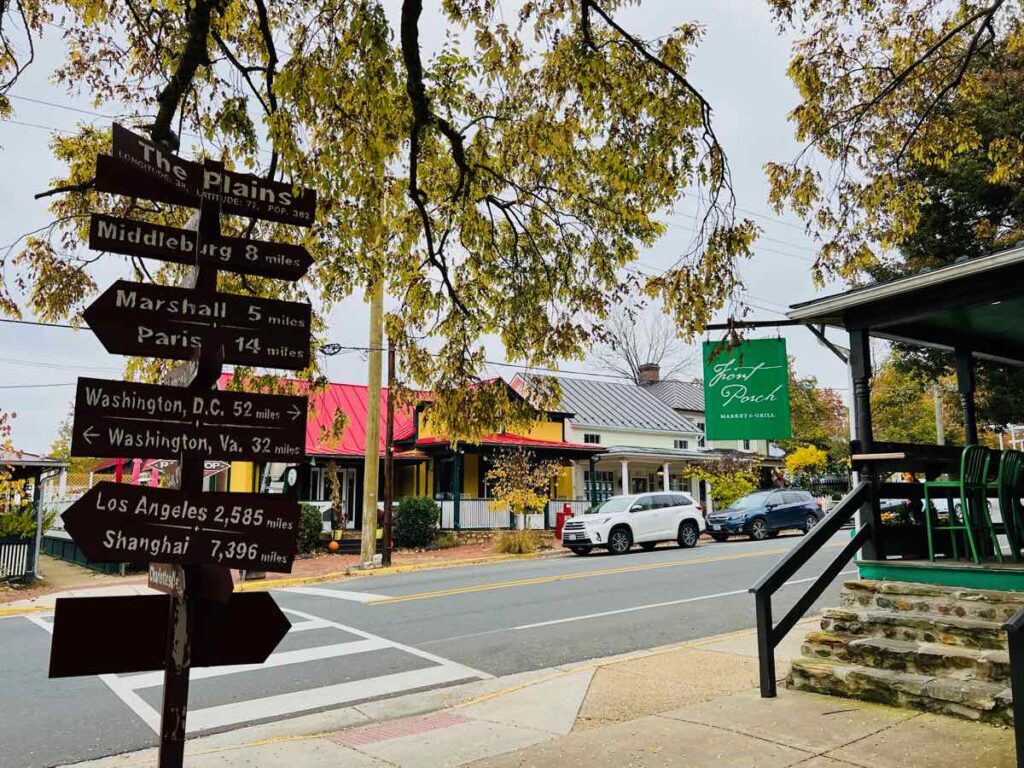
[696,503,705,517]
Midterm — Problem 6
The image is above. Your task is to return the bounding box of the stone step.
[841,579,1024,623]
[801,630,1011,684]
[820,607,1007,650]
[787,657,1013,725]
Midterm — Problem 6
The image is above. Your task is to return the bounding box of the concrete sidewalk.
[65,618,1014,768]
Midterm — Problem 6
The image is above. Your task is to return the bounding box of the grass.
[495,529,539,555]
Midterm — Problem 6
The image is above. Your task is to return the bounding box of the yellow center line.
[366,542,846,606]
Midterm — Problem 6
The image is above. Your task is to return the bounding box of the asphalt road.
[0,530,855,768]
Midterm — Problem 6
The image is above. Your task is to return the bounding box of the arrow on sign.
[83,280,311,371]
[49,593,291,678]
[70,377,307,461]
[61,482,300,571]
[88,214,313,281]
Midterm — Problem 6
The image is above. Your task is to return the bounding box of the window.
[633,495,656,511]
[674,439,689,450]
[742,439,752,451]
[696,422,706,448]
[584,470,615,501]
[671,493,693,507]
[583,433,601,445]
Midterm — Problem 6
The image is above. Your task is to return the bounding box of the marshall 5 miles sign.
[702,338,792,441]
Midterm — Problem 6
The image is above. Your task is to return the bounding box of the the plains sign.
[94,123,317,227]
[702,338,792,441]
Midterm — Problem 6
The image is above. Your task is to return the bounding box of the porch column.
[453,451,462,531]
[621,460,629,494]
[662,462,670,492]
[849,327,882,560]
[588,456,598,504]
[955,347,978,444]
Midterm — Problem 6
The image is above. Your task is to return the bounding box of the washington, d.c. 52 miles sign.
[702,338,792,441]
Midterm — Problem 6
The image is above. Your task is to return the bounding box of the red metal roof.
[218,375,416,458]
[416,433,601,453]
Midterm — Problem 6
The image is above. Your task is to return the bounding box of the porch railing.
[0,536,35,581]
[439,498,553,530]
[1003,607,1024,767]
[545,499,592,528]
[750,481,873,697]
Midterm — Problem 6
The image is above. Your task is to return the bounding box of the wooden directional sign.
[89,214,313,281]
[48,593,291,677]
[62,482,300,572]
[70,377,306,462]
[83,279,311,370]
[94,124,317,227]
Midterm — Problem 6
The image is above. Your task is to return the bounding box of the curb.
[0,604,50,618]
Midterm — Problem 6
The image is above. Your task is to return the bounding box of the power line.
[0,382,76,389]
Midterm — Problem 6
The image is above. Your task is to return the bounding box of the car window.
[767,492,785,507]
[729,490,774,510]
[672,494,693,507]
[652,494,676,509]
[633,495,656,511]
[781,492,800,504]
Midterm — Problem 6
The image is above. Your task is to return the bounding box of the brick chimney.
[638,363,660,385]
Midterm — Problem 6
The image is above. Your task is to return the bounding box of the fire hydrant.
[555,502,573,538]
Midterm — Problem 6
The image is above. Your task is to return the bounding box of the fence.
[438,498,547,530]
[0,536,35,580]
[807,475,852,499]
[545,498,592,527]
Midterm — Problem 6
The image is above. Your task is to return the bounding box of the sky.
[0,0,853,454]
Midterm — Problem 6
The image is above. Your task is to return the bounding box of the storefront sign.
[702,338,792,441]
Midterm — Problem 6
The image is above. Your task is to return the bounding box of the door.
[647,493,676,539]
[628,495,659,540]
[779,491,804,528]
[764,491,788,530]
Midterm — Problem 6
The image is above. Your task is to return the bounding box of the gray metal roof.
[528,375,699,433]
[642,379,705,412]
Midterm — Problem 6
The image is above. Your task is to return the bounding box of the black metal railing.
[749,482,872,697]
[1004,607,1024,766]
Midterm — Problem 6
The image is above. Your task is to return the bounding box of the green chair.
[924,445,999,564]
[992,450,1024,562]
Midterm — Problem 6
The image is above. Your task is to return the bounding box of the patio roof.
[788,246,1024,366]
[416,433,603,457]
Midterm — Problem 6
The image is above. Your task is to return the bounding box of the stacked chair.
[923,445,1024,564]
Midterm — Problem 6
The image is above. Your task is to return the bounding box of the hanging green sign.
[702,338,792,441]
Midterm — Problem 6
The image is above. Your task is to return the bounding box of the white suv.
[562,492,705,556]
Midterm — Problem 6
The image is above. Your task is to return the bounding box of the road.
[0,530,854,768]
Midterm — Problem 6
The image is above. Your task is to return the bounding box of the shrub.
[495,529,538,554]
[298,504,324,554]
[0,510,37,538]
[433,531,458,549]
[393,497,440,549]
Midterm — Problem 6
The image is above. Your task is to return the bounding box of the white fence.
[439,498,545,530]
[545,499,592,527]
[0,537,34,579]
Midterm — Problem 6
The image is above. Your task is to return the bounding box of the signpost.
[49,121,318,768]
[71,377,307,461]
[702,338,792,441]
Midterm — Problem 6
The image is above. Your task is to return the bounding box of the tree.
[593,304,695,383]
[785,445,827,478]
[48,404,99,476]
[485,448,561,527]
[682,454,758,510]
[4,1,759,440]
[777,362,848,470]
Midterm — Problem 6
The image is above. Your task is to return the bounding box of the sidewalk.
[64,618,1015,768]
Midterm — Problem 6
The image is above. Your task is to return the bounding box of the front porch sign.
[702,338,792,441]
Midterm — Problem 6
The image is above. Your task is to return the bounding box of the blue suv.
[705,489,822,542]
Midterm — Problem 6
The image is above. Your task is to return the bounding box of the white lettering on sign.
[102,528,191,557]
[202,169,294,207]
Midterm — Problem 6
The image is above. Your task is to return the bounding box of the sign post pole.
[157,200,222,768]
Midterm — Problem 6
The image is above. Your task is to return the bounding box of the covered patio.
[749,244,1024,710]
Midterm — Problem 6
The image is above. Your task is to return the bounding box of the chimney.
[638,363,660,385]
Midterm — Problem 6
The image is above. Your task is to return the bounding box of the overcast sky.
[0,0,852,454]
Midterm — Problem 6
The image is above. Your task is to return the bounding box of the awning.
[789,246,1024,366]
[416,432,604,457]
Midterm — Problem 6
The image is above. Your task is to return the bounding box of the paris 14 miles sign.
[702,338,792,441]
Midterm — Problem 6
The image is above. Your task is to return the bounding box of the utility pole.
[383,341,396,567]
[933,382,945,446]
[360,278,384,564]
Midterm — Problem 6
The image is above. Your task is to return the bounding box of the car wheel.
[678,520,699,548]
[570,546,593,556]
[640,542,657,551]
[710,533,730,543]
[607,527,632,555]
[750,518,770,541]
[803,514,819,534]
